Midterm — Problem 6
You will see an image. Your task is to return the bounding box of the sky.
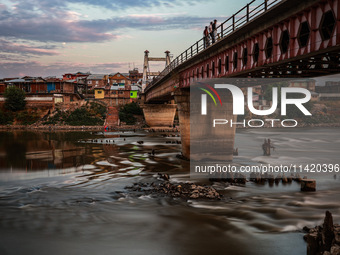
[0,0,253,78]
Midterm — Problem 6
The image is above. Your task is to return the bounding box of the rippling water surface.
[0,129,339,255]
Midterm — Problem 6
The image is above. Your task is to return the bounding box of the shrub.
[0,110,13,125]
[89,102,107,118]
[119,102,143,125]
[4,86,26,112]
[120,102,143,115]
[16,111,40,125]
[43,105,106,126]
[119,111,137,125]
[65,107,103,126]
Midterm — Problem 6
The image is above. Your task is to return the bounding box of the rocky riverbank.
[303,211,340,255]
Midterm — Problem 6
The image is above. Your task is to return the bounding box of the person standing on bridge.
[203,26,210,48]
[209,22,214,44]
[213,19,217,43]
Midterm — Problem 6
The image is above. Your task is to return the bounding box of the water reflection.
[0,132,95,171]
[0,129,339,255]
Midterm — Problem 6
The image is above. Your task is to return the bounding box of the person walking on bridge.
[203,26,210,48]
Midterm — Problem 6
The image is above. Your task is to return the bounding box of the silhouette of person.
[212,19,217,43]
[203,26,210,48]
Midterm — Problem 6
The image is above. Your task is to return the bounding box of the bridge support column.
[175,88,237,161]
[174,89,190,159]
[142,104,177,127]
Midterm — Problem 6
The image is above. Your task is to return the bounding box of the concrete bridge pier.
[174,88,237,161]
[174,89,190,158]
[142,104,177,127]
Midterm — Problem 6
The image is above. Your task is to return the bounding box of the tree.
[4,86,26,112]
[119,102,143,125]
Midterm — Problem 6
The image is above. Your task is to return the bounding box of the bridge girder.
[144,0,340,103]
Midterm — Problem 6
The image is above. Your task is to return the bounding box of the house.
[62,72,90,81]
[94,87,105,99]
[0,79,5,93]
[289,79,316,91]
[311,91,319,101]
[109,72,131,87]
[129,85,142,101]
[0,76,82,107]
[316,82,340,101]
[128,68,143,84]
[87,74,108,90]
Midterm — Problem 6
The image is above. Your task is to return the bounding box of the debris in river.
[262,138,275,156]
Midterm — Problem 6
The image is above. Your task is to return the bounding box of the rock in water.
[330,245,340,255]
[304,211,340,255]
[158,173,170,181]
[301,179,316,192]
[322,211,335,251]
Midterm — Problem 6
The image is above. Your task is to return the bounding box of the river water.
[0,128,339,255]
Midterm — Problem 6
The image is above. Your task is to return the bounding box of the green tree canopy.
[4,86,26,112]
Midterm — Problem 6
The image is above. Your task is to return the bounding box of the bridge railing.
[145,0,282,92]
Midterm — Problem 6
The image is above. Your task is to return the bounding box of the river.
[0,128,339,255]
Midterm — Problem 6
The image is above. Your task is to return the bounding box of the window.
[233,52,238,69]
[225,56,229,72]
[253,43,259,63]
[130,92,133,96]
[212,61,215,76]
[218,59,222,74]
[242,48,248,66]
[97,90,102,94]
[265,37,273,59]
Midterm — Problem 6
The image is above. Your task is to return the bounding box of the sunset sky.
[0,0,266,78]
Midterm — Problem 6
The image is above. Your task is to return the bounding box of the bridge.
[141,0,340,159]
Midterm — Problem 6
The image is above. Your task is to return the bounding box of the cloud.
[15,0,205,10]
[0,61,132,78]
[0,19,118,43]
[0,39,59,56]
[0,0,216,43]
[0,0,217,78]
[0,15,216,43]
